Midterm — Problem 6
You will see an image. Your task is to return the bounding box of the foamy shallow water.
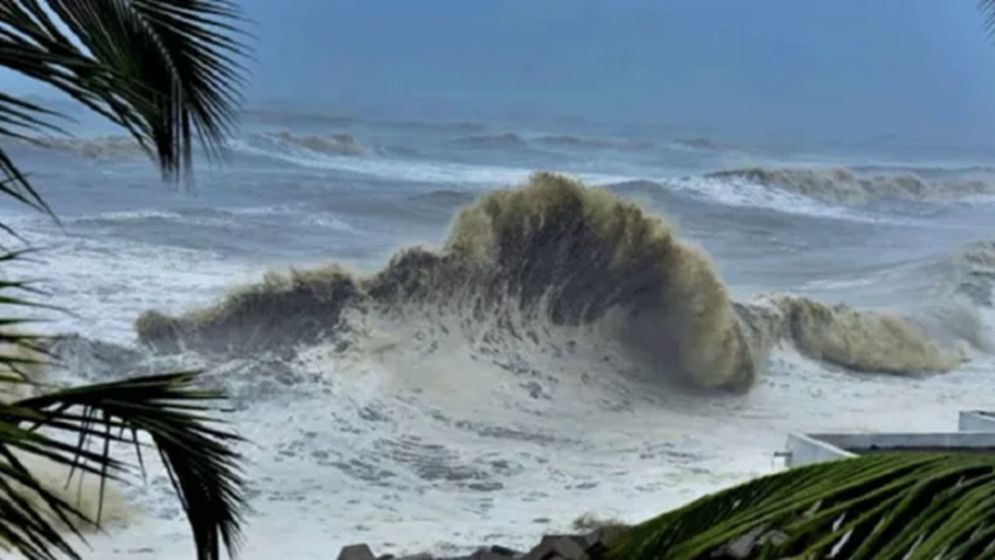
[67,344,995,559]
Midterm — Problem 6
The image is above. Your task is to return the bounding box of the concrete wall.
[816,431,995,451]
[785,433,854,467]
[785,431,995,468]
[959,411,995,432]
[785,412,995,468]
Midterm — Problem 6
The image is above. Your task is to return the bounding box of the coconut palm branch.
[0,0,248,219]
[0,254,247,560]
[609,453,995,559]
[0,252,247,560]
[982,0,995,38]
[0,1,249,559]
[0,372,244,560]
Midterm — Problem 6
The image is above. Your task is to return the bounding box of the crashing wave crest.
[737,296,962,374]
[535,135,654,151]
[709,167,995,204]
[256,131,366,156]
[136,174,964,393]
[951,241,995,307]
[450,133,531,150]
[673,138,727,151]
[28,136,146,159]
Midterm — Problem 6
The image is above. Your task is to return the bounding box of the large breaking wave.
[136,174,984,393]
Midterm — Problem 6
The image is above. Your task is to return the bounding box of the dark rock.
[470,546,519,559]
[469,551,506,560]
[338,544,376,560]
[582,525,627,557]
[466,481,505,492]
[523,535,588,560]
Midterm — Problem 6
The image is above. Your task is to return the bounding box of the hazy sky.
[237,0,995,145]
[5,1,995,146]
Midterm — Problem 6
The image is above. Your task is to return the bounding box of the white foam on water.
[299,214,359,232]
[665,175,894,222]
[63,205,361,237]
[1,217,260,344]
[62,327,995,560]
[230,139,631,187]
[5,300,992,558]
[21,222,995,560]
[5,155,995,560]
[71,209,186,222]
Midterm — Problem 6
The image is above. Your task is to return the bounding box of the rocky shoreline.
[336,526,625,560]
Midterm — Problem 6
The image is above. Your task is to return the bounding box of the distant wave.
[137,174,971,399]
[70,206,357,234]
[231,138,532,184]
[404,189,477,209]
[449,132,655,154]
[660,175,875,222]
[672,137,728,152]
[379,119,485,134]
[449,133,530,150]
[535,134,654,151]
[253,131,366,157]
[71,209,184,223]
[71,208,238,230]
[851,164,995,179]
[243,108,488,134]
[22,131,369,161]
[25,136,146,159]
[231,138,628,186]
[708,167,995,205]
[242,108,355,127]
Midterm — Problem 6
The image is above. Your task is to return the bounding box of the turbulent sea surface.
[2,113,995,559]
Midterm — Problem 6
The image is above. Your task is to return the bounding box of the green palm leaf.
[41,0,249,176]
[609,453,995,559]
[7,372,246,560]
[981,0,995,38]
[0,250,54,382]
[0,0,248,215]
[0,253,245,560]
[0,2,249,559]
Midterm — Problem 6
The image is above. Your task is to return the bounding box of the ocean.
[2,111,994,558]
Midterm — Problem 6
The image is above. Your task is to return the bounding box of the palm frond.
[0,251,52,383]
[1,372,245,560]
[0,3,249,559]
[45,0,249,178]
[0,142,54,230]
[0,247,245,559]
[981,0,995,39]
[0,0,248,184]
[609,453,995,559]
[0,440,93,560]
